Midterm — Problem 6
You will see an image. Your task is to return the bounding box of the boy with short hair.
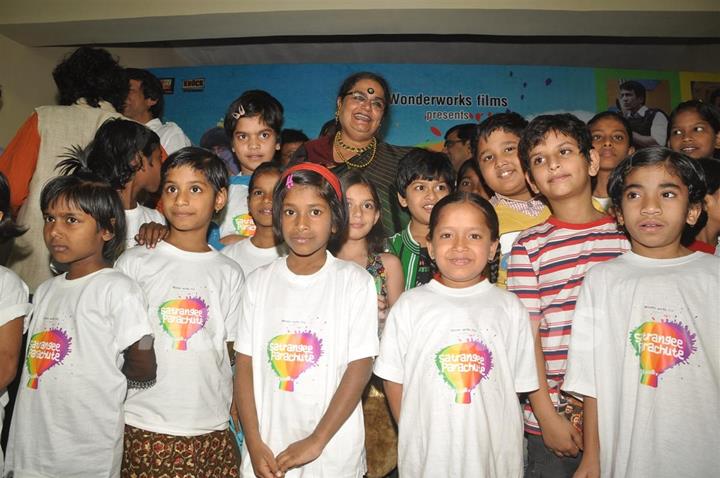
[388,148,454,289]
[475,112,551,287]
[563,147,718,478]
[508,113,630,477]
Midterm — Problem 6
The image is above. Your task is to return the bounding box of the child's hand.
[246,439,282,478]
[541,413,583,457]
[377,294,388,321]
[276,434,324,473]
[134,222,168,248]
[573,455,600,478]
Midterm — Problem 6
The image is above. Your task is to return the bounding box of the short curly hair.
[53,47,128,112]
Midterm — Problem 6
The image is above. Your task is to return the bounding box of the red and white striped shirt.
[507,215,630,434]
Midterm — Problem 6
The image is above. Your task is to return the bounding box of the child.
[5,169,156,477]
[508,113,630,477]
[667,100,720,159]
[234,163,378,478]
[588,111,635,211]
[688,157,720,254]
[475,112,551,287]
[0,172,31,478]
[563,147,718,477]
[216,90,284,246]
[59,117,164,248]
[389,148,454,289]
[336,169,404,477]
[375,192,538,477]
[457,157,490,199]
[115,147,244,476]
[222,162,287,275]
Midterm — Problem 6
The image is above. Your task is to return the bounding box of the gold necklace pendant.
[335,132,374,153]
[334,138,377,168]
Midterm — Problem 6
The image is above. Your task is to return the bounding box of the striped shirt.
[507,215,630,434]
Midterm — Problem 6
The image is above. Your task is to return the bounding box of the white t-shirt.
[5,268,152,478]
[235,252,378,478]
[563,251,720,478]
[124,204,166,249]
[115,241,244,436]
[221,238,287,276]
[0,266,31,477]
[217,175,254,239]
[374,279,538,478]
[146,117,192,155]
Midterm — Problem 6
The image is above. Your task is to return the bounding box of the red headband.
[280,163,343,201]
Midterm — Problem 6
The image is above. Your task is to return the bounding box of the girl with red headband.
[234,163,379,478]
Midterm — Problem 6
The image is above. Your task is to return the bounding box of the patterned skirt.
[121,425,239,478]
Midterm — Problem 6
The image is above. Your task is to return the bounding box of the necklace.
[335,131,375,153]
[334,137,377,168]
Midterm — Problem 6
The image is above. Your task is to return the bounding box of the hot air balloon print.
[158,297,209,350]
[630,320,696,388]
[435,340,492,404]
[267,332,323,391]
[26,328,72,389]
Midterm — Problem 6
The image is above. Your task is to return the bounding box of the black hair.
[697,157,720,195]
[281,129,309,145]
[427,192,500,283]
[248,162,282,192]
[272,168,347,244]
[40,171,126,262]
[619,80,646,102]
[336,72,392,121]
[319,119,338,138]
[0,172,27,242]
[395,148,456,198]
[456,158,491,196]
[518,113,592,173]
[58,118,160,191]
[608,147,707,246]
[126,68,164,119]
[338,169,386,254]
[668,100,720,149]
[445,123,476,142]
[161,147,229,193]
[200,126,231,149]
[587,111,634,141]
[474,112,528,161]
[223,90,284,139]
[52,47,128,112]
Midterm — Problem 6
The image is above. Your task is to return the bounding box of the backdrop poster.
[594,68,680,117]
[679,72,720,106]
[151,64,597,148]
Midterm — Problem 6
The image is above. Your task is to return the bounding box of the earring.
[335,110,339,122]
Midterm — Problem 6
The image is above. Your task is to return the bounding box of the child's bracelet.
[127,378,156,390]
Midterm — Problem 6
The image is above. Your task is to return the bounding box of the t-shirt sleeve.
[0,270,31,329]
[0,113,41,213]
[507,240,542,323]
[109,275,154,352]
[234,279,255,356]
[374,296,409,384]
[347,270,379,362]
[114,250,135,277]
[224,265,245,343]
[651,111,669,146]
[562,269,600,398]
[507,295,540,393]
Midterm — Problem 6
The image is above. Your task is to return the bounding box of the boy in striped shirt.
[507,114,630,477]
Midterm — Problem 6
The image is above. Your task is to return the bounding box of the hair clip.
[231,104,246,120]
[285,174,295,189]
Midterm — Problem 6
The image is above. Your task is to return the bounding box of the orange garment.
[0,113,41,215]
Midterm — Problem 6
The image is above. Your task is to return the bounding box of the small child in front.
[563,147,719,478]
[116,147,244,476]
[508,114,630,477]
[234,163,378,478]
[388,148,454,289]
[375,192,538,477]
[6,169,156,477]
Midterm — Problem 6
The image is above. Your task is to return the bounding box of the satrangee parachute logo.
[630,320,696,388]
[267,331,323,392]
[26,328,72,389]
[158,297,209,350]
[435,339,493,404]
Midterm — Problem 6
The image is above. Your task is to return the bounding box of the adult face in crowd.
[443,123,475,172]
